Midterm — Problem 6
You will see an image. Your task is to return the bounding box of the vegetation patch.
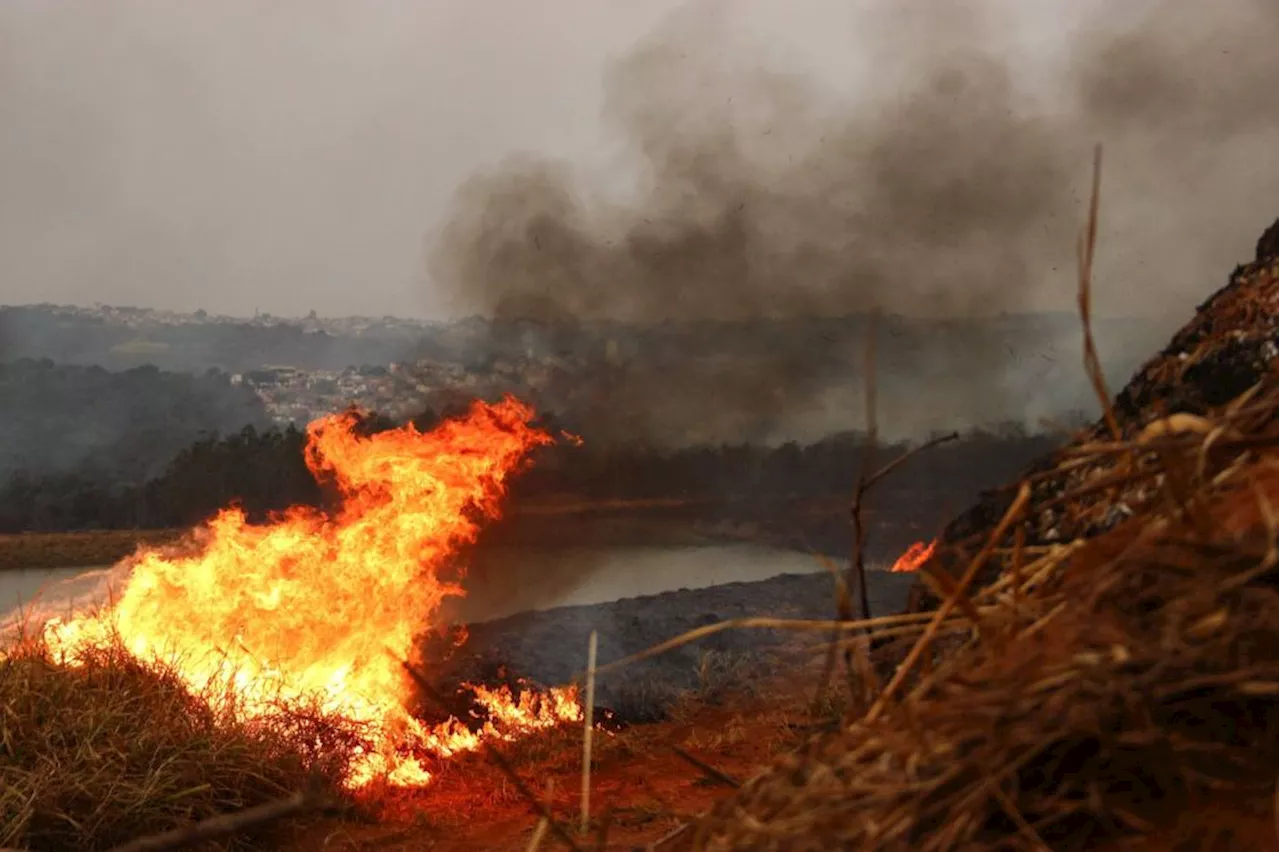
[0,637,356,851]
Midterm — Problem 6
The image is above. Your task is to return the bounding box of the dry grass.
[668,198,1280,851]
[0,636,358,851]
[0,529,183,572]
[677,380,1278,851]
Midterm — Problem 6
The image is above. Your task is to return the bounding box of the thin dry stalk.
[864,432,962,495]
[811,308,959,711]
[672,746,741,789]
[823,613,992,655]
[916,557,988,628]
[526,818,549,852]
[1010,524,1026,638]
[580,630,598,836]
[647,823,692,851]
[813,312,882,712]
[588,612,949,681]
[867,482,1032,722]
[1078,144,1120,443]
[807,551,868,710]
[852,309,880,624]
[103,792,319,852]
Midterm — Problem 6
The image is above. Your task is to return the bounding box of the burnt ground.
[419,567,917,725]
[293,561,918,852]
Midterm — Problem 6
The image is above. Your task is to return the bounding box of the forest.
[0,358,269,483]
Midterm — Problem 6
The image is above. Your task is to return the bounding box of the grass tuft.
[0,636,355,851]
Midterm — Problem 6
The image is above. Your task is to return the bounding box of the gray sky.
[0,0,1274,320]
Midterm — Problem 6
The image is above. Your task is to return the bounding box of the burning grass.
[286,655,833,850]
[0,397,599,849]
[20,397,577,790]
[0,635,357,852]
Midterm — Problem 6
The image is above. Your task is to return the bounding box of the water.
[1,544,884,637]
[0,565,123,639]
[452,543,883,623]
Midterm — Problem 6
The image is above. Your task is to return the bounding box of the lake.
[1,543,885,638]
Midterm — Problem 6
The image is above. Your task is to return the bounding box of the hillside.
[0,359,268,483]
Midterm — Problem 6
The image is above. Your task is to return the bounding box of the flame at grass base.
[35,397,581,788]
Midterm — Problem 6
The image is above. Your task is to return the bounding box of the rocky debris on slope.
[905,220,1279,613]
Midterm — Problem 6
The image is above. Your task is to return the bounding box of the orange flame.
[890,539,937,573]
[32,397,582,788]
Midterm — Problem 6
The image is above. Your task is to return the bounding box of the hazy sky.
[0,0,1274,320]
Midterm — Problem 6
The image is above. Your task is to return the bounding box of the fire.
[891,539,937,573]
[31,397,582,788]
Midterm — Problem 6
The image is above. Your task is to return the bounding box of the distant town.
[32,302,445,337]
[235,358,566,426]
[0,302,616,428]
[1,301,1174,441]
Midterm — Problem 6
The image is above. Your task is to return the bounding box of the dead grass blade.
[586,612,950,682]
[867,481,1031,722]
[525,818,549,852]
[1078,143,1120,443]
[671,746,741,789]
[580,630,598,836]
[104,791,321,852]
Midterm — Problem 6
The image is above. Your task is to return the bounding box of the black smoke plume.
[428,0,1277,445]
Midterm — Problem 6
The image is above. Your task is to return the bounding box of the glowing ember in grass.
[891,539,937,573]
[33,397,581,788]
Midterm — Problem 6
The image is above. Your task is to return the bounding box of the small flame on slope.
[891,539,938,573]
[32,397,581,788]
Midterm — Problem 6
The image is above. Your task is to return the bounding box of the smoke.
[433,3,1069,321]
[428,0,1277,444]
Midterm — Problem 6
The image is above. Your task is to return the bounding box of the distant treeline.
[513,427,1062,504]
[0,403,1063,533]
[0,359,269,483]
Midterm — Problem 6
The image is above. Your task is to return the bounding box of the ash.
[420,569,916,724]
